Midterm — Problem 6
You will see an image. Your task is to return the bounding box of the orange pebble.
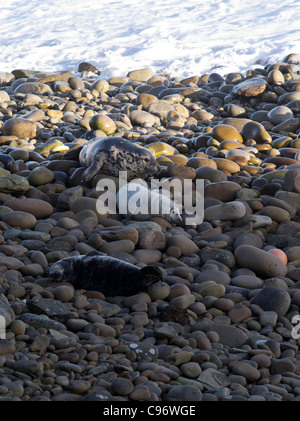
[267,249,288,265]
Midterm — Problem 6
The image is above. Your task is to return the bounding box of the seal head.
[50,255,163,296]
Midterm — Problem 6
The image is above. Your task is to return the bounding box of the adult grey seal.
[49,255,163,296]
[78,137,160,183]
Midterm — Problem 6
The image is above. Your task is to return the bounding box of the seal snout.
[151,159,160,174]
[50,265,65,281]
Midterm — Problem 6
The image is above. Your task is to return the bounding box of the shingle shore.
[0,55,300,401]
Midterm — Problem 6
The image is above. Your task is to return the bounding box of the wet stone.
[167,385,202,401]
[230,361,261,382]
[232,78,267,97]
[7,360,40,374]
[205,323,248,348]
[128,342,158,362]
[258,311,278,327]
[110,377,134,396]
[252,286,291,316]
[26,297,73,318]
[198,368,230,390]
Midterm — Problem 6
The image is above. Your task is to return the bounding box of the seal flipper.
[63,146,83,161]
[81,152,106,183]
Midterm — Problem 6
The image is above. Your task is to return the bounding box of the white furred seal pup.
[117,182,182,223]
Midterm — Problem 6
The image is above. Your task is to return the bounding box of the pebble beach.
[0,54,300,403]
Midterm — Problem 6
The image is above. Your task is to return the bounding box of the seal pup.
[77,137,160,183]
[49,255,163,296]
[117,182,182,223]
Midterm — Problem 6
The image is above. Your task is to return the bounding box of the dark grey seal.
[49,255,163,296]
[77,136,159,183]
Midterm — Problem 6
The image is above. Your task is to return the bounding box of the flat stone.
[70,197,108,219]
[228,305,252,323]
[28,166,55,186]
[197,368,230,390]
[167,234,199,255]
[147,281,170,300]
[194,281,226,298]
[20,263,44,277]
[204,201,246,221]
[258,311,278,327]
[230,361,261,381]
[211,124,243,142]
[27,297,73,317]
[169,294,195,309]
[234,245,287,278]
[167,385,202,401]
[180,362,202,378]
[233,233,263,250]
[99,239,135,254]
[257,206,290,223]
[4,198,53,218]
[205,323,248,347]
[204,181,241,202]
[284,168,300,193]
[196,166,227,183]
[231,275,262,289]
[29,334,51,353]
[129,385,151,400]
[98,226,139,245]
[89,299,121,318]
[200,247,235,268]
[1,117,39,139]
[0,256,24,270]
[252,286,291,316]
[130,109,159,126]
[154,325,177,339]
[18,313,66,330]
[15,81,53,94]
[7,360,39,374]
[137,230,166,249]
[148,101,174,121]
[195,270,230,285]
[3,229,50,242]
[127,68,154,82]
[126,221,162,233]
[0,175,29,193]
[272,117,300,133]
[232,77,267,97]
[267,106,294,125]
[276,190,300,211]
[2,211,37,229]
[270,358,296,375]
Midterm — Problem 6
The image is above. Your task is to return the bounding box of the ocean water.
[0,0,300,78]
